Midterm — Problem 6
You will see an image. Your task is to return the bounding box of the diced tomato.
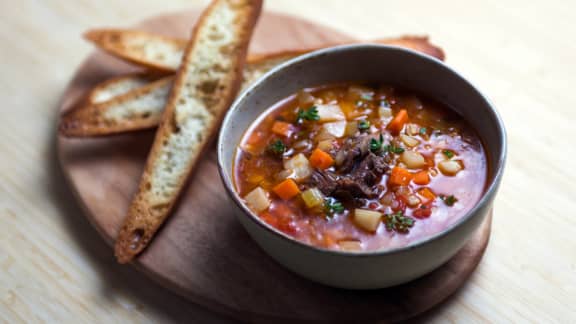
[413,203,433,219]
[391,198,406,213]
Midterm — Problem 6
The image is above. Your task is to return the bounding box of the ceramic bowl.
[218,44,506,289]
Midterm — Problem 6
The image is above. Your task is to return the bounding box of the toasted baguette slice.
[60,36,445,137]
[85,25,445,72]
[88,73,161,104]
[60,76,174,136]
[114,0,262,263]
[84,30,187,72]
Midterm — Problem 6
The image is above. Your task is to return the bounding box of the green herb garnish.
[360,93,374,101]
[369,134,384,153]
[384,211,415,233]
[442,149,455,158]
[267,140,286,156]
[296,106,320,123]
[324,197,345,217]
[440,194,458,206]
[383,144,405,154]
[358,120,371,131]
[419,127,427,135]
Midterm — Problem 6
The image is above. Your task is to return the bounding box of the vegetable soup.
[234,83,487,252]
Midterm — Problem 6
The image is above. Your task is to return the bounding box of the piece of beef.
[335,134,372,173]
[311,152,388,200]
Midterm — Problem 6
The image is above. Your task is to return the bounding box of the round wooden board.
[57,10,492,323]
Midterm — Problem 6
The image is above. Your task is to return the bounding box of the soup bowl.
[217,44,506,289]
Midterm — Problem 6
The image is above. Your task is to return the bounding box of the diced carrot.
[412,170,431,185]
[246,130,265,145]
[273,179,300,200]
[271,121,293,137]
[309,148,334,170]
[387,109,409,134]
[417,187,436,202]
[323,235,337,247]
[389,167,413,186]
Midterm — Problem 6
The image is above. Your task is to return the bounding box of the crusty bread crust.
[60,36,444,137]
[60,76,174,136]
[114,0,262,263]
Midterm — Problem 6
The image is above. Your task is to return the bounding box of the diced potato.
[317,139,333,152]
[354,209,382,232]
[301,188,324,208]
[378,105,392,118]
[316,104,345,122]
[244,187,270,213]
[438,160,463,176]
[406,123,421,136]
[283,153,312,180]
[400,134,420,147]
[344,121,359,137]
[338,240,363,252]
[323,121,347,138]
[400,151,427,169]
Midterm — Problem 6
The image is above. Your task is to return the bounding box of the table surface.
[1,0,574,322]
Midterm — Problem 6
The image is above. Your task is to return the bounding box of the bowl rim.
[217,43,507,257]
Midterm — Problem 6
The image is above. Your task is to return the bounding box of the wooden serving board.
[57,10,492,323]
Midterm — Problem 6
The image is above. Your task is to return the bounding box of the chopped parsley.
[324,197,345,217]
[383,144,405,154]
[419,127,427,135]
[440,194,458,206]
[442,149,455,158]
[384,211,415,233]
[360,93,374,101]
[358,120,371,131]
[369,134,385,153]
[296,106,319,123]
[267,140,286,156]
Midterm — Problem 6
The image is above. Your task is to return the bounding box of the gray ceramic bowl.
[218,44,506,289]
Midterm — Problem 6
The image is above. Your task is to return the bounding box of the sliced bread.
[60,36,445,137]
[114,0,262,263]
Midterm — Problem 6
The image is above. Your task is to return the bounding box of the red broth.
[234,83,487,251]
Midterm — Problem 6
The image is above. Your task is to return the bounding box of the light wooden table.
[1,0,574,322]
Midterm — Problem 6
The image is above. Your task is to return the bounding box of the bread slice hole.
[129,228,145,250]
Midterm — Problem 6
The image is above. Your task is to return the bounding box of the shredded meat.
[311,137,389,200]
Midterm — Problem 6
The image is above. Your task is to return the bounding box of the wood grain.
[1,0,575,323]
[58,10,491,322]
